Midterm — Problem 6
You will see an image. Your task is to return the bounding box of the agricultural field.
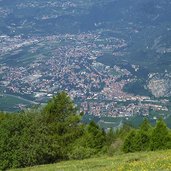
[0,94,35,112]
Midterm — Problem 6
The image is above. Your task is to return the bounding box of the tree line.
[0,92,171,170]
[123,117,171,153]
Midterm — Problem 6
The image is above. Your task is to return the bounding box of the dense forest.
[0,92,171,170]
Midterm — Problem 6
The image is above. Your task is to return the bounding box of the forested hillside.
[0,92,171,170]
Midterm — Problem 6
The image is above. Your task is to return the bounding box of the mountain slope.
[11,149,171,171]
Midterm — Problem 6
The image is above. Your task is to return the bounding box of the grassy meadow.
[11,149,171,171]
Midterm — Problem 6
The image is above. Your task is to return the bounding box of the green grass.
[0,94,32,112]
[10,150,171,171]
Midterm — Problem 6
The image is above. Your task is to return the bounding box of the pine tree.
[150,118,171,151]
[140,118,152,132]
[43,91,76,122]
[86,121,106,150]
[123,129,137,153]
[136,118,152,151]
[135,130,151,151]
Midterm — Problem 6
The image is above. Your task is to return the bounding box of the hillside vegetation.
[11,150,171,171]
[1,92,171,170]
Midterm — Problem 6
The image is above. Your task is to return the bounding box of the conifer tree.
[150,118,171,150]
[140,118,152,132]
[123,129,137,153]
[43,91,76,122]
[136,118,152,151]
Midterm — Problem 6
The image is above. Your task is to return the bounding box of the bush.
[68,146,96,160]
[107,138,123,156]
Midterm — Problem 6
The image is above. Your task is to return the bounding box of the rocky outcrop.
[148,73,171,97]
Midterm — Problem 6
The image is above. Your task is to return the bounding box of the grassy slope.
[10,150,171,171]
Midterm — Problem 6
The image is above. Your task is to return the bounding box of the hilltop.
[11,149,171,171]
